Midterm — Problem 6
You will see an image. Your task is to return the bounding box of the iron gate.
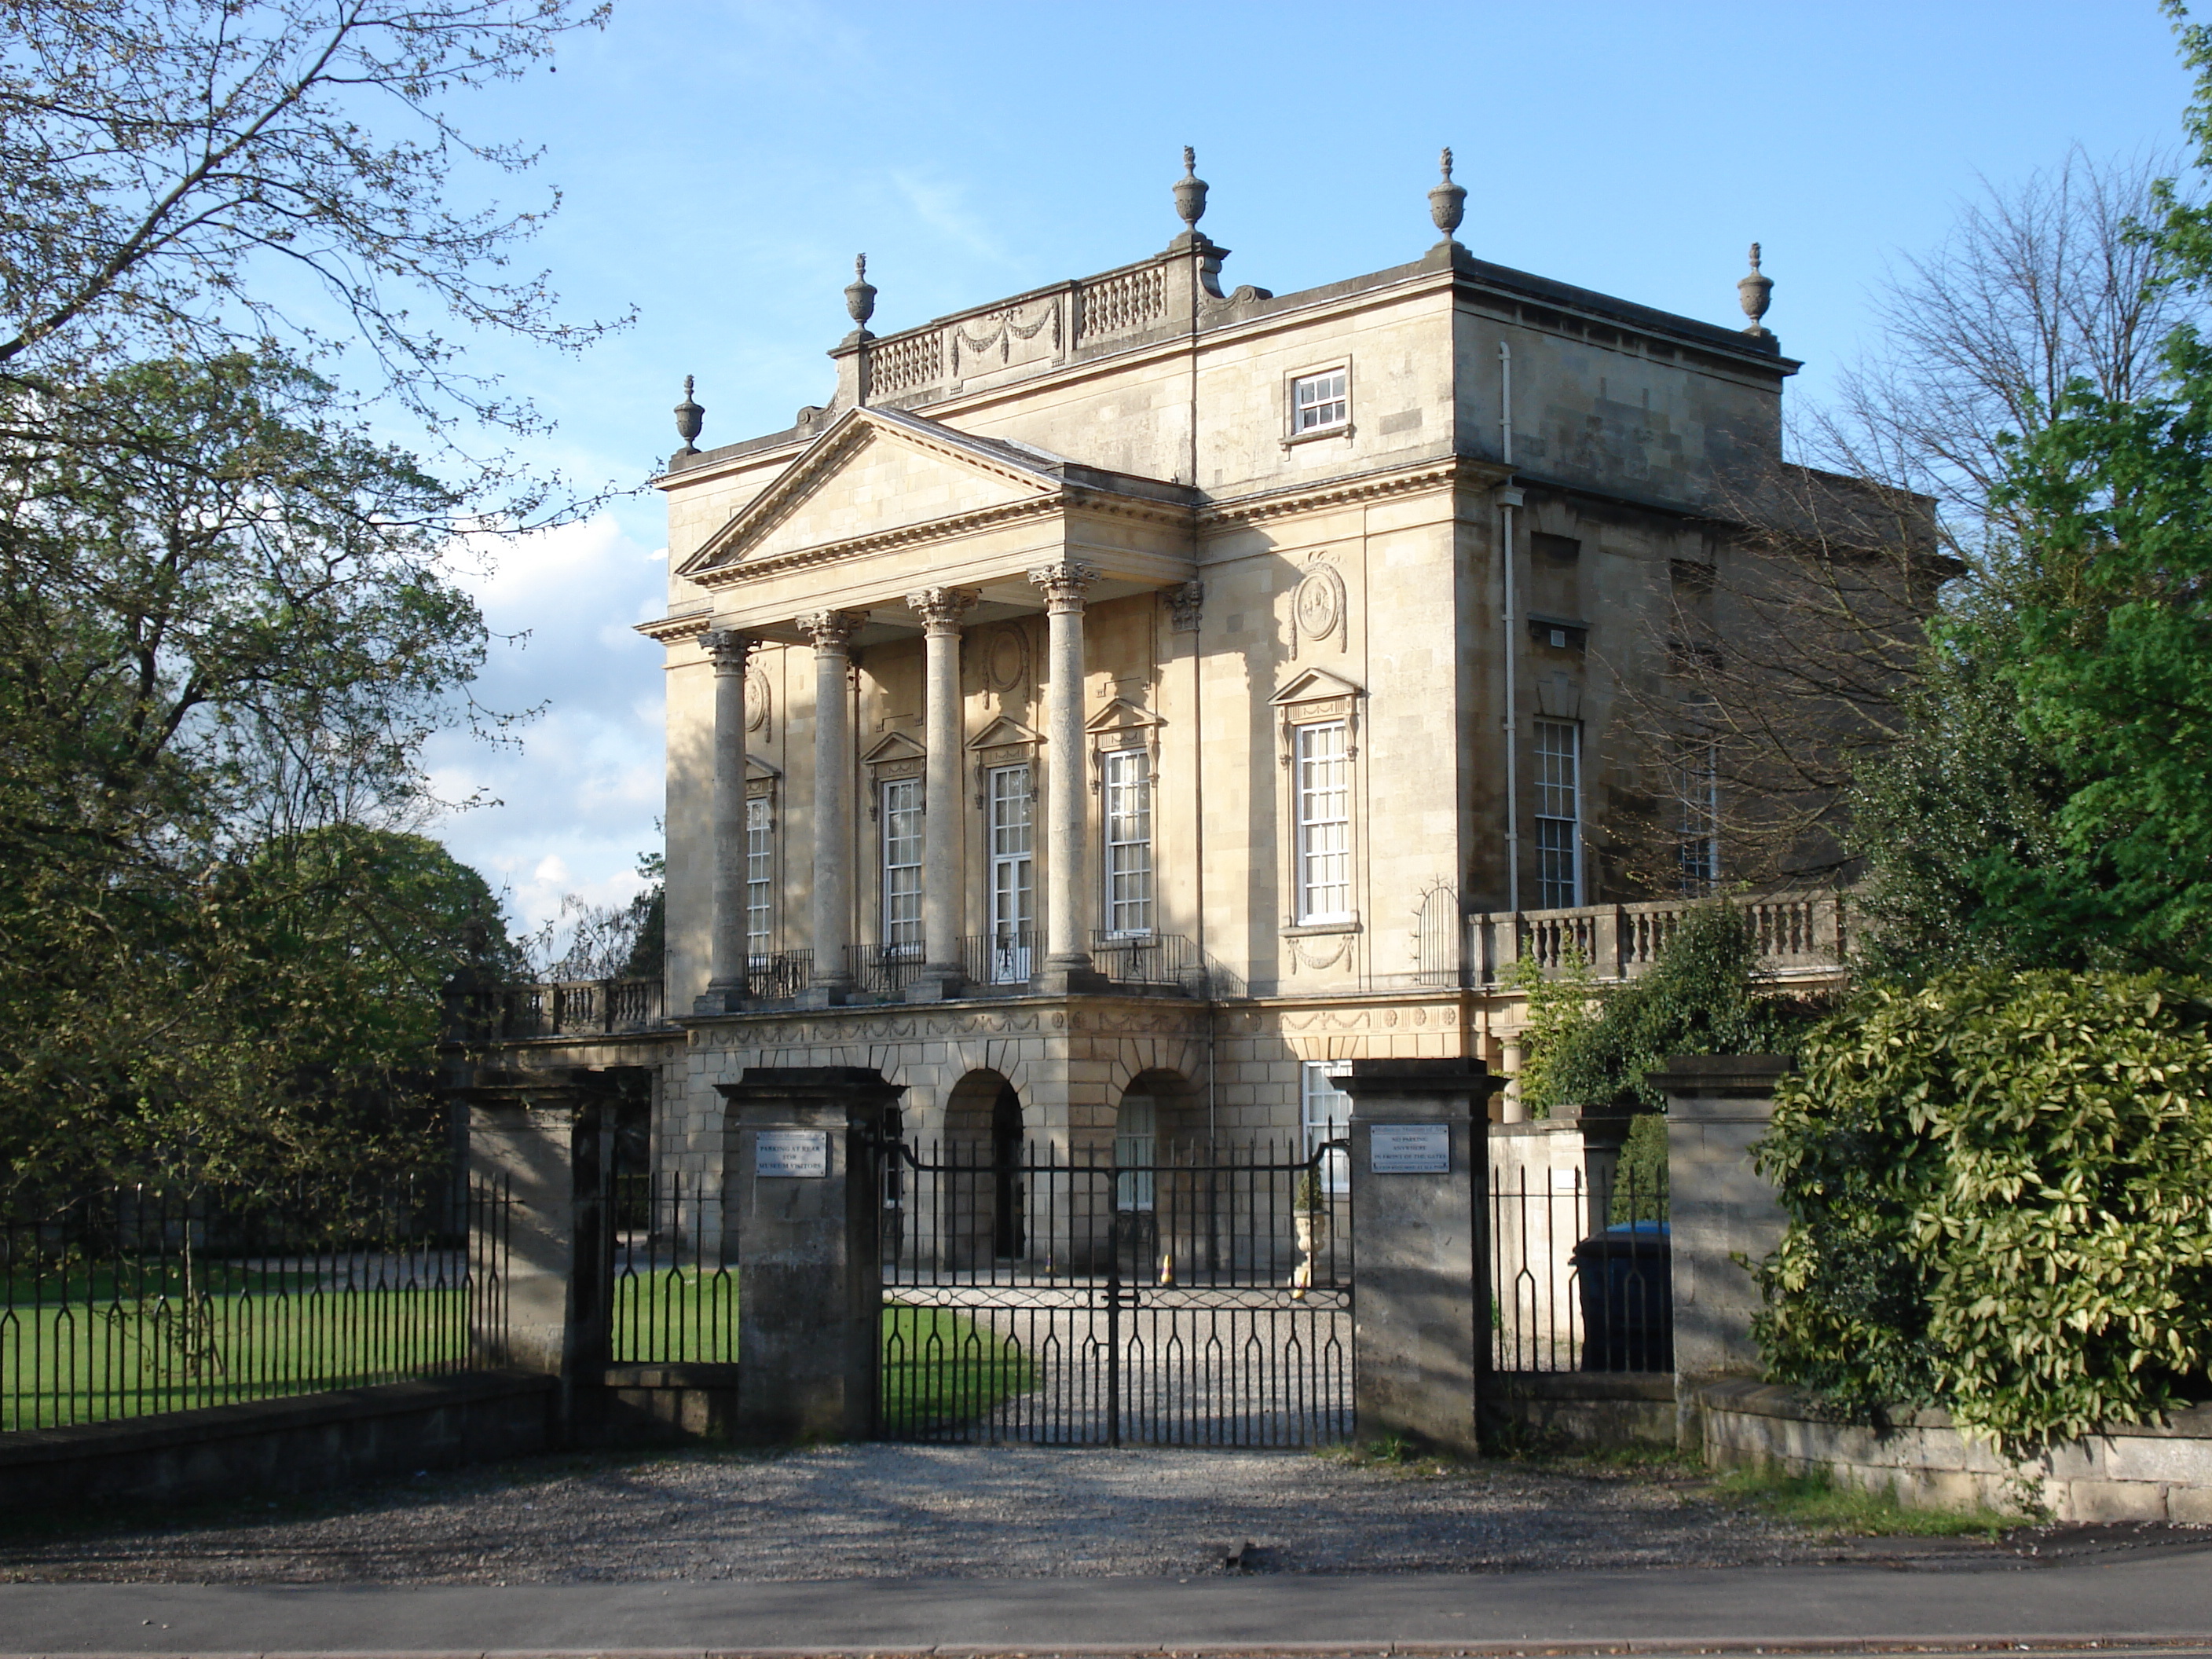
[874,1137,1351,1445]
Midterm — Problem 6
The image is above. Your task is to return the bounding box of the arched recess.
[938,1068,1027,1264]
[1111,1068,1203,1282]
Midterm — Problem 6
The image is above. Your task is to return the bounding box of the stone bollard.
[714,1067,905,1441]
[461,1067,617,1434]
[1653,1055,1790,1449]
[1339,1057,1504,1457]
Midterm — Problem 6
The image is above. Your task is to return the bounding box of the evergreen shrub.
[1755,970,2212,1451]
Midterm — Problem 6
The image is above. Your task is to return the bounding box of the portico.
[661,405,1199,1016]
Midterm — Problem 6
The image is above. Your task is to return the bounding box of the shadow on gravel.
[0,1441,2202,1585]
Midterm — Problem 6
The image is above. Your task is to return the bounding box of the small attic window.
[1292,368,1349,433]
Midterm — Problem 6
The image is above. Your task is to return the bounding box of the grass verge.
[1708,1463,2023,1536]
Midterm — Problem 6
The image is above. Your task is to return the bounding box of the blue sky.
[426,0,2197,944]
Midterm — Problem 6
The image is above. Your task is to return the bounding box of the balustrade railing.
[449,976,668,1040]
[1468,892,1848,986]
[857,255,1177,408]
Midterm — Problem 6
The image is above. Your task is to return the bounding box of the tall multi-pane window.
[1675,738,1719,896]
[1292,368,1348,433]
[880,778,923,958]
[1301,1062,1351,1194]
[1102,748,1153,937]
[1533,718,1581,910]
[986,763,1034,982]
[1295,720,1351,923]
[744,794,774,960]
[1114,1094,1156,1213]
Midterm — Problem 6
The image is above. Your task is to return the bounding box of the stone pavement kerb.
[4,1550,2212,1657]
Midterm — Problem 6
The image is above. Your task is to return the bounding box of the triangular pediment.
[745,754,782,782]
[680,407,1071,577]
[860,730,927,765]
[1084,695,1163,734]
[1269,668,1364,706]
[966,715,1042,751]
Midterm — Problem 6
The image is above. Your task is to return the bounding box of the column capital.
[700,628,756,673]
[1164,579,1205,632]
[904,586,980,637]
[795,609,869,651]
[1027,560,1099,613]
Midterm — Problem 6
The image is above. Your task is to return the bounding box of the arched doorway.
[991,1081,1024,1258]
[1113,1069,1202,1280]
[942,1069,1027,1265]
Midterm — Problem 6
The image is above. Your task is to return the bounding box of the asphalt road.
[3,1548,2212,1656]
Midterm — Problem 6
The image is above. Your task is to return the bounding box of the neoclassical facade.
[537,153,1840,1188]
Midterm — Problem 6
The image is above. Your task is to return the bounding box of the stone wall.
[1702,1380,2212,1524]
[0,1372,555,1510]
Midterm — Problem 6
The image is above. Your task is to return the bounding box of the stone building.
[486,152,1849,1199]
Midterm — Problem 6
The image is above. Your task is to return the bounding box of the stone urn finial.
[1430,146,1467,241]
[845,253,877,328]
[673,374,704,456]
[1738,242,1774,337]
[1174,145,1208,231]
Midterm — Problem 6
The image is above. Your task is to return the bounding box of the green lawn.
[881,1302,1036,1431]
[4,1268,1033,1433]
[0,1287,474,1430]
[616,1269,1036,1428]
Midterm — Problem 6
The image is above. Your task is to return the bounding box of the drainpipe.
[1497,341,1523,915]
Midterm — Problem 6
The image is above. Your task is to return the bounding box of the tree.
[0,350,510,1188]
[1612,150,2188,894]
[0,3,618,1185]
[0,0,616,456]
[1856,5,2212,976]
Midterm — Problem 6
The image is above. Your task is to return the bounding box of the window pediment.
[860,730,927,766]
[1083,695,1162,749]
[966,715,1042,753]
[1269,668,1364,710]
[1271,669,1364,767]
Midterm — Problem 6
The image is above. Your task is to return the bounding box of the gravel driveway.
[0,1442,2000,1584]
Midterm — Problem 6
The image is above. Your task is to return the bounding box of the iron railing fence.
[1489,1158,1670,1374]
[962,929,1038,987]
[1086,931,1203,990]
[847,942,925,998]
[746,950,812,1001]
[0,1175,511,1434]
[608,1170,734,1364]
[877,1136,1350,1446]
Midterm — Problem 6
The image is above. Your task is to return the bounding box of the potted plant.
[1291,1168,1333,1299]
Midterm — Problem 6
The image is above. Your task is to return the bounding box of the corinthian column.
[1029,560,1104,989]
[695,628,755,1014]
[797,609,868,999]
[906,586,978,1000]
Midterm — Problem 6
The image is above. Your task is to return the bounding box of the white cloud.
[424,513,666,940]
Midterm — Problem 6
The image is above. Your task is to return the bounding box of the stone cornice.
[1198,454,1508,531]
[688,488,1192,592]
[635,609,712,645]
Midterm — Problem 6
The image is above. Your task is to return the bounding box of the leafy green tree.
[0,353,507,1189]
[1881,4,2212,976]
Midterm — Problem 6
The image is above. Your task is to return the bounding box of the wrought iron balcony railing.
[847,942,925,997]
[963,929,1037,987]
